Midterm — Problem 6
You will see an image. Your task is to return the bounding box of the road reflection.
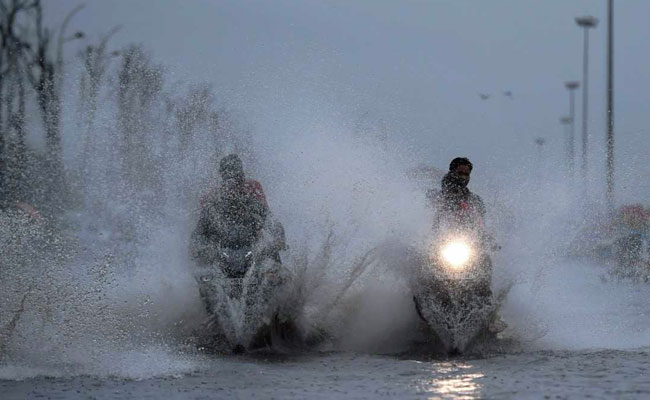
[416,362,484,399]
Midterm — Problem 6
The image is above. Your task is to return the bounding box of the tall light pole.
[575,15,598,180]
[560,116,573,174]
[534,137,546,183]
[564,81,580,174]
[606,0,615,214]
[534,137,546,180]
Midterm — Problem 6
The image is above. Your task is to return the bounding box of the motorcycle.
[191,231,299,353]
[412,226,502,354]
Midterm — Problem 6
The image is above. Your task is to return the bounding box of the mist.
[1,0,650,386]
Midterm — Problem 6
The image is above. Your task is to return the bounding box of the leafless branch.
[56,3,84,71]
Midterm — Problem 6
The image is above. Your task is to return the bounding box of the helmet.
[219,154,244,184]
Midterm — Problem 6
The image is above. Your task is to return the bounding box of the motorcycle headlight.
[439,239,472,269]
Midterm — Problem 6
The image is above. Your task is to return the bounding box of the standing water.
[2,1,650,398]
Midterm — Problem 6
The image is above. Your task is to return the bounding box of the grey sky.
[46,0,650,203]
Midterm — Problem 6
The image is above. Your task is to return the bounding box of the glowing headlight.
[440,240,472,268]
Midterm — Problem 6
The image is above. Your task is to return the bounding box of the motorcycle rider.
[430,158,495,254]
[429,157,505,332]
[431,157,486,231]
[190,154,286,267]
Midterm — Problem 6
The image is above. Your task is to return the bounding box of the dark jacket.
[190,180,285,265]
[428,173,486,232]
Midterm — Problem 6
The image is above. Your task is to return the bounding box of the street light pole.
[575,15,598,181]
[606,0,615,214]
[560,116,573,174]
[534,137,546,180]
[564,81,580,175]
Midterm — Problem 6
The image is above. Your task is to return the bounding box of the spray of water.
[2,12,650,381]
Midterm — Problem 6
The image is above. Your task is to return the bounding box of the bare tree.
[19,1,83,172]
[116,44,163,187]
[0,0,84,210]
[175,83,212,153]
[0,0,39,201]
[77,26,120,173]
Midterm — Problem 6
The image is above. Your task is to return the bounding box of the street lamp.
[534,137,546,178]
[575,15,598,180]
[564,81,580,174]
[605,0,615,214]
[560,116,573,174]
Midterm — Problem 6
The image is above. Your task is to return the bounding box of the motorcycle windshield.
[220,247,254,278]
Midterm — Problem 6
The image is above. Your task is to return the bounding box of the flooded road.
[2,349,650,399]
[3,249,650,399]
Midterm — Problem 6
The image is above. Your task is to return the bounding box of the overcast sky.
[46,0,650,203]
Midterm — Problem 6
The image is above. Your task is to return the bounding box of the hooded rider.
[431,157,485,230]
[430,158,494,290]
[430,157,505,333]
[190,154,285,266]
